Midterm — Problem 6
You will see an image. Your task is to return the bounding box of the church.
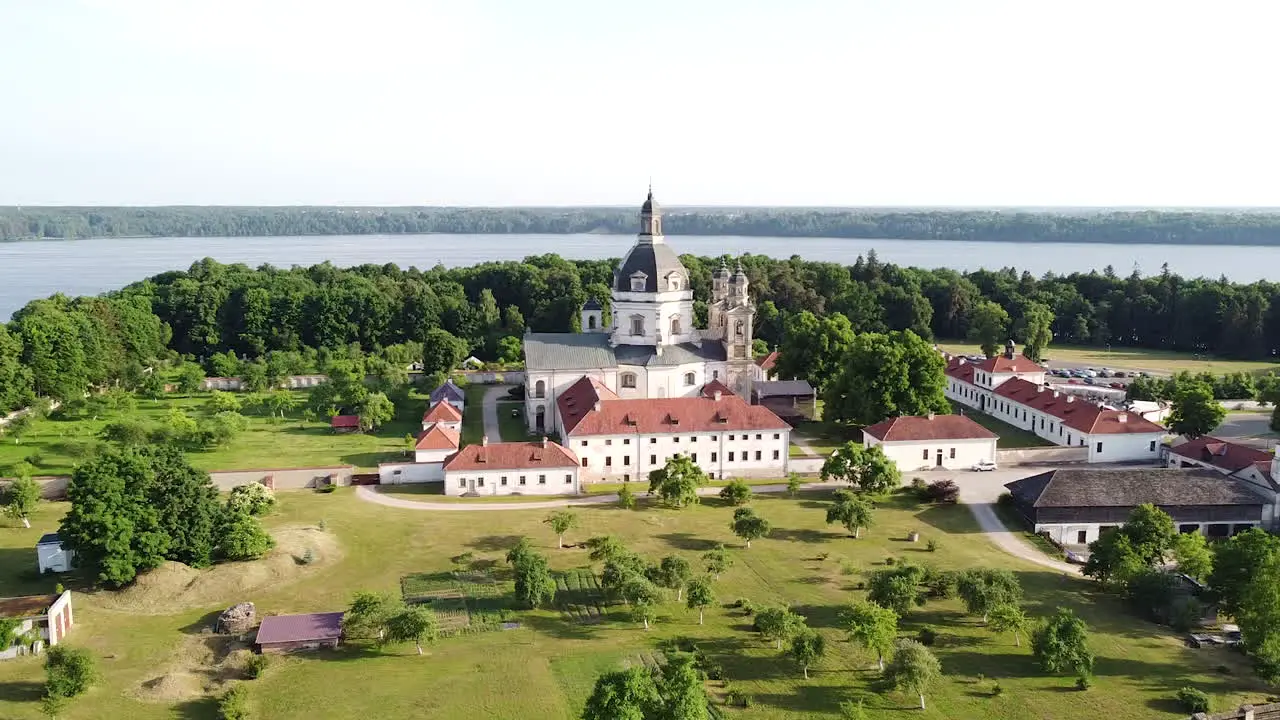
[523,189,759,435]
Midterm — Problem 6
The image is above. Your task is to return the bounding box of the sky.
[2,0,1278,207]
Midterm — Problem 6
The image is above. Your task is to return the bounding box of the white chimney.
[541,436,549,448]
[1037,385,1045,393]
[958,358,967,365]
[481,435,489,446]
[1067,396,1075,403]
[927,411,936,420]
[593,400,601,412]
[713,390,722,402]
[1118,413,1128,423]
[1052,391,1060,398]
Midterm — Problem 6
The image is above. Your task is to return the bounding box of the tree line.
[5,250,1280,414]
[10,206,1280,246]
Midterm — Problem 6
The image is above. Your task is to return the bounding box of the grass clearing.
[0,489,1269,719]
[959,410,1054,448]
[789,420,858,458]
[936,339,1280,376]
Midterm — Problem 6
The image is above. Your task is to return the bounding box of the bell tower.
[721,263,756,395]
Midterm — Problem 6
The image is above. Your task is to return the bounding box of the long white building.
[944,342,1166,463]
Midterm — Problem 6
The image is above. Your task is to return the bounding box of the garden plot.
[554,568,609,623]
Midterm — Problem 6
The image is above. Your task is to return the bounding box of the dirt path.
[965,501,1081,575]
[481,385,512,441]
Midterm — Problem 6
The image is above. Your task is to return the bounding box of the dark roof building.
[255,612,344,652]
[430,380,465,405]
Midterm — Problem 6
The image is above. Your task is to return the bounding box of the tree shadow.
[0,681,44,704]
[751,684,851,712]
[174,696,220,720]
[789,604,844,629]
[770,528,843,544]
[466,535,526,552]
[179,609,225,635]
[1145,698,1190,714]
[338,451,398,468]
[520,613,605,641]
[654,533,719,552]
[914,504,982,534]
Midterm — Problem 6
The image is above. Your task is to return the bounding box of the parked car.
[1113,371,1127,378]
[1098,369,1112,378]
[1068,379,1081,384]
[1110,382,1125,389]
[1084,369,1098,378]
[1084,377,1096,385]
[971,459,998,472]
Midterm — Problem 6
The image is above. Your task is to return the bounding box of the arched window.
[587,315,597,330]
[669,275,681,291]
[534,380,546,398]
[630,315,644,336]
[670,315,682,337]
[621,373,637,389]
[535,405,546,431]
[683,372,695,386]
[735,320,744,338]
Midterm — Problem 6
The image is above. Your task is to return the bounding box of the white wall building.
[556,377,790,483]
[944,343,1166,463]
[862,414,998,472]
[377,414,460,485]
[1166,436,1280,528]
[0,590,74,660]
[421,401,463,432]
[429,380,466,413]
[442,437,582,496]
[35,533,73,574]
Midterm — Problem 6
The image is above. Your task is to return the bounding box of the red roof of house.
[443,440,579,472]
[863,415,997,442]
[699,379,735,398]
[415,424,461,451]
[255,612,344,645]
[330,415,360,428]
[944,357,976,384]
[556,376,789,436]
[993,378,1165,435]
[974,353,1045,374]
[1170,435,1273,472]
[422,401,463,424]
[756,350,779,372]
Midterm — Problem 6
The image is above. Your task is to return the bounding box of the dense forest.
[3,249,1280,414]
[7,206,1280,245]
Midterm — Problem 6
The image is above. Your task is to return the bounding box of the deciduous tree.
[730,507,771,549]
[718,479,752,506]
[581,667,660,720]
[886,639,942,710]
[685,575,715,625]
[867,564,926,616]
[1168,381,1226,439]
[650,555,692,601]
[1171,532,1214,582]
[755,606,805,650]
[2,471,41,528]
[956,569,1023,623]
[822,330,949,426]
[385,606,438,655]
[1209,528,1280,616]
[968,301,1010,358]
[825,489,874,538]
[513,552,557,609]
[988,603,1029,647]
[842,600,898,671]
[544,510,579,549]
[789,627,826,679]
[343,591,401,641]
[821,444,901,495]
[1019,301,1055,362]
[648,455,709,508]
[701,544,733,578]
[1031,609,1094,678]
[43,645,97,709]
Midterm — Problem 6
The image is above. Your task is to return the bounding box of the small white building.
[0,590,74,660]
[378,423,460,485]
[443,437,581,496]
[556,377,791,483]
[421,401,463,432]
[36,533,73,574]
[862,414,998,471]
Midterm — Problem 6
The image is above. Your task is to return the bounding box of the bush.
[991,681,1003,697]
[910,477,927,492]
[923,568,958,599]
[228,483,276,516]
[219,683,251,720]
[244,654,269,679]
[218,512,275,561]
[840,561,858,576]
[1075,674,1092,691]
[997,492,1016,509]
[917,627,937,646]
[725,689,752,708]
[839,698,868,720]
[317,484,337,494]
[884,556,896,566]
[922,480,959,504]
[926,539,939,553]
[1175,687,1210,713]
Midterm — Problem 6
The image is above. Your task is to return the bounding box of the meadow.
[0,486,1268,719]
[936,340,1280,376]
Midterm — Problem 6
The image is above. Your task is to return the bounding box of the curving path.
[965,501,1081,575]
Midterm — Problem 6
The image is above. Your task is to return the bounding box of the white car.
[971,460,998,472]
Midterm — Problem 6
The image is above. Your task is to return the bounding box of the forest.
[8,205,1280,245]
[2,250,1280,413]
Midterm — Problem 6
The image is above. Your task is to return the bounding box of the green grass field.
[960,411,1053,449]
[936,340,1280,376]
[0,489,1268,719]
[0,391,430,477]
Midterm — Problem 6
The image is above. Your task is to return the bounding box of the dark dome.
[641,190,658,215]
[582,297,602,311]
[614,241,688,293]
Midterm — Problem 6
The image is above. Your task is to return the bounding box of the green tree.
[755,606,805,650]
[1020,301,1055,362]
[786,472,803,497]
[655,652,708,720]
[701,544,733,578]
[867,564,925,615]
[886,639,942,710]
[1171,532,1214,582]
[1237,550,1280,677]
[822,330,950,427]
[421,328,468,376]
[617,484,637,510]
[968,301,1011,358]
[956,569,1023,623]
[651,555,692,601]
[585,535,627,563]
[1119,503,1177,566]
[218,510,275,561]
[718,479,752,506]
[685,575,715,625]
[821,443,901,494]
[2,472,42,528]
[648,455,708,508]
[100,418,150,445]
[385,606,438,655]
[543,510,579,549]
[581,667,660,720]
[497,335,523,364]
[135,369,165,399]
[776,311,856,390]
[358,391,395,431]
[729,507,771,549]
[1168,380,1225,439]
[621,577,663,629]
[0,325,35,412]
[1081,530,1146,586]
[43,645,97,704]
[514,553,557,609]
[987,603,1029,647]
[343,591,401,641]
[842,600,898,671]
[176,362,206,394]
[227,483,275,516]
[206,390,242,414]
[825,489,874,538]
[789,626,826,679]
[1209,528,1280,616]
[217,683,250,720]
[1031,609,1094,678]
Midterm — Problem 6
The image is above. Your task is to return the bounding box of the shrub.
[922,567,958,599]
[244,654,269,679]
[884,556,895,566]
[219,683,251,720]
[54,583,64,595]
[725,689,752,708]
[910,477,927,492]
[1075,674,1092,691]
[926,539,939,553]
[228,483,275,516]
[997,492,1016,509]
[840,561,858,576]
[317,484,337,494]
[991,681,1003,697]
[739,599,755,616]
[1176,687,1210,713]
[917,627,937,646]
[816,552,829,562]
[839,698,868,720]
[219,512,275,561]
[922,480,959,504]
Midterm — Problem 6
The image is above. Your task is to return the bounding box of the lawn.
[0,488,1268,719]
[789,420,858,458]
[0,391,430,477]
[959,410,1053,448]
[936,339,1280,376]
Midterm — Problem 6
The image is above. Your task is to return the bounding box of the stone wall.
[208,466,354,491]
[996,446,1089,466]
[1192,702,1280,720]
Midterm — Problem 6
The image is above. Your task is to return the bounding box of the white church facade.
[523,189,758,434]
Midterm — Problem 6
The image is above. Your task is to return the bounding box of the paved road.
[954,471,1083,575]
[1214,411,1277,443]
[480,385,513,441]
[356,481,827,512]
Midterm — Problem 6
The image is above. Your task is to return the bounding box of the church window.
[534,380,546,398]
[621,373,637,389]
[630,315,644,336]
[630,274,646,292]
[669,275,681,291]
[587,315,596,330]
[670,315,682,337]
[712,370,720,380]
[735,320,744,338]
[683,372,695,386]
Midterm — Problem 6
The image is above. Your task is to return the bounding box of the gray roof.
[524,333,727,371]
[581,297,602,311]
[1005,468,1266,509]
[754,380,814,398]
[429,380,465,403]
[614,240,688,293]
[37,533,60,546]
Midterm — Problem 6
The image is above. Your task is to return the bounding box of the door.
[935,451,943,467]
[535,406,545,432]
[468,477,476,494]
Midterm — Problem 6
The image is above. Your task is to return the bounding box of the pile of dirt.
[101,525,342,614]
[132,634,251,703]
[135,671,204,702]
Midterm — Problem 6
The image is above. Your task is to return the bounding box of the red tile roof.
[944,357,976,384]
[699,379,735,398]
[330,415,360,428]
[993,378,1165,435]
[415,424,461,451]
[756,350,779,372]
[1170,435,1273,472]
[556,376,789,436]
[974,353,1045,374]
[422,401,463,424]
[255,612,344,645]
[443,440,579,471]
[863,415,998,442]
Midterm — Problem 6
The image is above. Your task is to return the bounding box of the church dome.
[641,190,658,215]
[614,242,688,293]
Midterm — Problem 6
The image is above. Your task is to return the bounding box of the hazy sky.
[3,0,1277,207]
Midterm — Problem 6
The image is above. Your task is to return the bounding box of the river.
[0,233,1272,320]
